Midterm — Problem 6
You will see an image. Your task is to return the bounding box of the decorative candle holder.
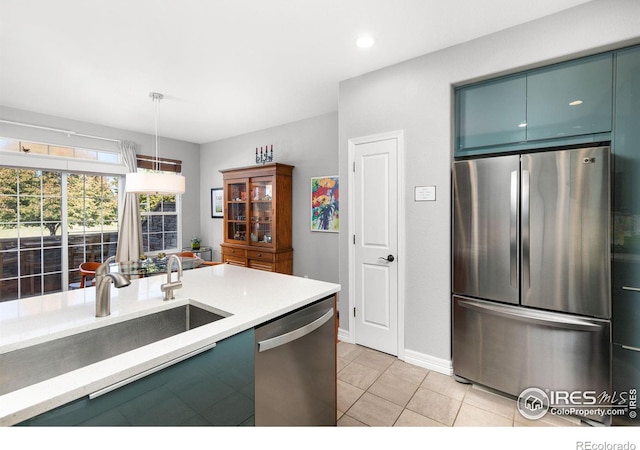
[255,145,274,165]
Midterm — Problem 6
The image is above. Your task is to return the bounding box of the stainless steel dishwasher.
[254,295,336,426]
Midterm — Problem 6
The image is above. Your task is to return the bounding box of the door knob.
[379,254,395,262]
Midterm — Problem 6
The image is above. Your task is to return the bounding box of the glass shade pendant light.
[125,92,186,194]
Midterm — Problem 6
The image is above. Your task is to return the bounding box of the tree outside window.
[0,168,119,300]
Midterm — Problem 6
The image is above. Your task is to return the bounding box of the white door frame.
[348,130,405,360]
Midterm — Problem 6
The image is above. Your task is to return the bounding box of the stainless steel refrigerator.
[452,146,611,418]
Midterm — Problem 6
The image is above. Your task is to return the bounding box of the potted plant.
[191,236,201,250]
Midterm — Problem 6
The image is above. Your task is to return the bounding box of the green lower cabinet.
[612,344,640,426]
[18,329,255,426]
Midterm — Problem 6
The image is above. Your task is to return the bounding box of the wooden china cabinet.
[220,163,294,274]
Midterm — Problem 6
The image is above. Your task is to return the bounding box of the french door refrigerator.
[452,145,611,420]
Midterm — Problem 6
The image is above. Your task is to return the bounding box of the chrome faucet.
[95,255,115,287]
[95,268,130,317]
[161,254,183,300]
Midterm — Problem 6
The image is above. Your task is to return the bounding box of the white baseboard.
[337,327,352,344]
[402,349,453,376]
[337,328,452,376]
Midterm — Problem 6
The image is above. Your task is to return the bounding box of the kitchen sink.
[0,304,227,396]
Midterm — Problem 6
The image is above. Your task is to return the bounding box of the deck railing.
[0,232,118,301]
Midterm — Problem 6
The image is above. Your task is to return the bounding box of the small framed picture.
[211,188,223,218]
[311,176,339,232]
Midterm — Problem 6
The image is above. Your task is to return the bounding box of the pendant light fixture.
[125,92,186,194]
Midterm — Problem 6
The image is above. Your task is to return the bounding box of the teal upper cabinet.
[455,52,615,157]
[526,53,613,141]
[456,75,527,152]
[614,46,640,221]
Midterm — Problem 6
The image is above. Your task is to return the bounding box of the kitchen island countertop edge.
[0,264,340,426]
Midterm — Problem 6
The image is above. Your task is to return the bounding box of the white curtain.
[116,141,143,262]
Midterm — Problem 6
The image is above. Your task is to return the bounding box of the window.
[67,174,119,285]
[0,168,63,300]
[0,168,119,301]
[0,167,118,301]
[135,154,183,256]
[0,137,120,163]
[0,141,184,300]
[139,193,178,254]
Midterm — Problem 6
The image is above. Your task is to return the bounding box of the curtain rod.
[0,118,121,144]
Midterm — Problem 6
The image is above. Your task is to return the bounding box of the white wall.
[0,105,201,247]
[199,112,339,283]
[338,0,640,366]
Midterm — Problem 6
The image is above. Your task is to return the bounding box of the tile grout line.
[338,356,389,425]
[340,348,439,426]
[338,343,531,427]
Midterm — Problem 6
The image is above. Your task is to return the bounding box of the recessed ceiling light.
[356,35,375,49]
[569,100,583,106]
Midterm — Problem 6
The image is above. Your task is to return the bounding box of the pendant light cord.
[150,92,163,172]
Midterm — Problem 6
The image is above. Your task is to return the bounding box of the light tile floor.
[336,341,582,427]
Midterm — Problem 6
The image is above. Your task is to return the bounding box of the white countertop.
[0,264,340,426]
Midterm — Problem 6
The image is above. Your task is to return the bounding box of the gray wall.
[338,0,640,365]
[0,105,201,247]
[199,112,339,283]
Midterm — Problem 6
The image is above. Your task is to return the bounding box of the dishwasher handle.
[258,308,334,353]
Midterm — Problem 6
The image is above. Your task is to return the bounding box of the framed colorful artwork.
[311,176,339,232]
[211,187,223,218]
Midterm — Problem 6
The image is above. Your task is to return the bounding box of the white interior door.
[352,134,399,356]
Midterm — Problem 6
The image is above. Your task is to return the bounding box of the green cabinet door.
[18,329,255,426]
[612,46,640,422]
[614,46,640,256]
[612,45,640,346]
[527,53,613,141]
[612,344,640,426]
[456,74,526,155]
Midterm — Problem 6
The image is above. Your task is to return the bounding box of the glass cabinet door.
[226,180,247,242]
[526,53,613,141]
[249,177,273,246]
[456,74,527,153]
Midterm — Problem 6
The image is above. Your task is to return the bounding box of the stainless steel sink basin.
[0,304,227,396]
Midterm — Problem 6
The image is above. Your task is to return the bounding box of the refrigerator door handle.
[521,168,530,291]
[510,170,518,288]
[622,286,640,292]
[457,297,603,332]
